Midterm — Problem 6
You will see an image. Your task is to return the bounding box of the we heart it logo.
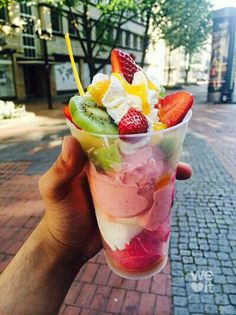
[191,281,204,292]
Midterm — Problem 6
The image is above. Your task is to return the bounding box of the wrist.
[36,217,85,273]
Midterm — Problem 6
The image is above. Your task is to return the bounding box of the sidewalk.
[0,94,236,314]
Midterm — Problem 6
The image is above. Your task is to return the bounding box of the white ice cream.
[96,208,142,250]
[90,72,160,130]
[101,75,142,123]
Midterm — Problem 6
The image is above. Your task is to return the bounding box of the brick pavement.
[0,94,236,314]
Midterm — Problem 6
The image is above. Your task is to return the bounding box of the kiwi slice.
[69,96,118,135]
[91,143,121,171]
[160,136,178,157]
[159,136,181,168]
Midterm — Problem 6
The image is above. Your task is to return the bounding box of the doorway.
[23,65,46,98]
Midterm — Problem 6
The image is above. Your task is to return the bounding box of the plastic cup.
[66,110,192,279]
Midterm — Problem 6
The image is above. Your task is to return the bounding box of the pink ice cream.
[87,145,167,219]
[86,143,175,274]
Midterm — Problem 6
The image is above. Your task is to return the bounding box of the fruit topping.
[113,73,150,115]
[63,105,72,121]
[118,108,148,135]
[87,79,110,106]
[111,48,140,84]
[154,173,171,191]
[69,95,118,135]
[91,143,121,171]
[153,122,167,131]
[107,229,165,270]
[158,91,193,127]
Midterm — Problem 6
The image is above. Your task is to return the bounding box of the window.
[20,3,32,15]
[117,30,123,46]
[133,34,138,49]
[95,21,102,40]
[68,13,77,35]
[0,7,7,21]
[139,36,144,50]
[51,9,62,33]
[20,3,36,58]
[125,31,131,47]
[107,27,113,42]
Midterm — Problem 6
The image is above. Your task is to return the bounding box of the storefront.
[208,7,236,103]
[0,58,15,99]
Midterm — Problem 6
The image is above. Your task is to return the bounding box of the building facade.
[0,1,147,100]
[0,1,213,101]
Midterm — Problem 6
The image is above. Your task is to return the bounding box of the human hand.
[39,136,192,263]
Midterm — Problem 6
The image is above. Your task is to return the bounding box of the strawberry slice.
[118,108,148,135]
[63,105,72,121]
[111,48,140,83]
[158,92,193,127]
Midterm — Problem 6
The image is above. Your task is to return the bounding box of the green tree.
[158,0,212,84]
[182,0,212,83]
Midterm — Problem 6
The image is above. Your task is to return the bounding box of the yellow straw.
[65,33,85,96]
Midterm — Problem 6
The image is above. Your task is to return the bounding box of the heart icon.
[191,281,204,292]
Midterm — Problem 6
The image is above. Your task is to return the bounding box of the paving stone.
[174,307,189,315]
[194,257,208,265]
[222,268,234,276]
[217,253,230,260]
[200,294,215,304]
[219,305,236,315]
[223,285,236,294]
[189,303,204,313]
[187,293,200,303]
[204,304,218,314]
[173,296,187,307]
[229,295,236,305]
[215,294,229,305]
[213,275,226,284]
[172,286,186,297]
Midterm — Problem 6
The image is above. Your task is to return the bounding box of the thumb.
[39,136,86,201]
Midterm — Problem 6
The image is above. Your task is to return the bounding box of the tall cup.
[66,110,192,279]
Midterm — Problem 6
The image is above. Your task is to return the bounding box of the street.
[0,85,236,314]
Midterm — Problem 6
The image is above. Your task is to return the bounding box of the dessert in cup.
[65,38,193,279]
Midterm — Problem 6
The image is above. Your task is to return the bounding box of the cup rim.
[66,109,192,138]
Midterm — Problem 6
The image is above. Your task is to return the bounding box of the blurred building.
[0,1,146,100]
[208,7,236,103]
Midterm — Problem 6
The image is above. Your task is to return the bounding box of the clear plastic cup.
[66,110,192,279]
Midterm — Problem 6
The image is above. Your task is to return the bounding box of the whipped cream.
[90,71,161,130]
[91,73,109,84]
[102,75,142,123]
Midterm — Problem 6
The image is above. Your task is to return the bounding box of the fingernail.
[61,136,71,161]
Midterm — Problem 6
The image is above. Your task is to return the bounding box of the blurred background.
[0,0,235,110]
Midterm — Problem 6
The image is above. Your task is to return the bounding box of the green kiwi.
[91,144,121,171]
[160,135,181,168]
[69,95,118,135]
[159,136,178,157]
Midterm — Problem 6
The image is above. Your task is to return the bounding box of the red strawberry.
[63,105,72,121]
[118,108,148,135]
[158,91,193,127]
[111,48,140,83]
[106,229,165,270]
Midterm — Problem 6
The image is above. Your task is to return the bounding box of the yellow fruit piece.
[154,173,171,191]
[87,80,110,106]
[148,80,158,91]
[153,122,167,131]
[113,73,150,115]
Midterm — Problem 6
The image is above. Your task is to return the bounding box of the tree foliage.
[1,0,212,82]
[158,0,212,83]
